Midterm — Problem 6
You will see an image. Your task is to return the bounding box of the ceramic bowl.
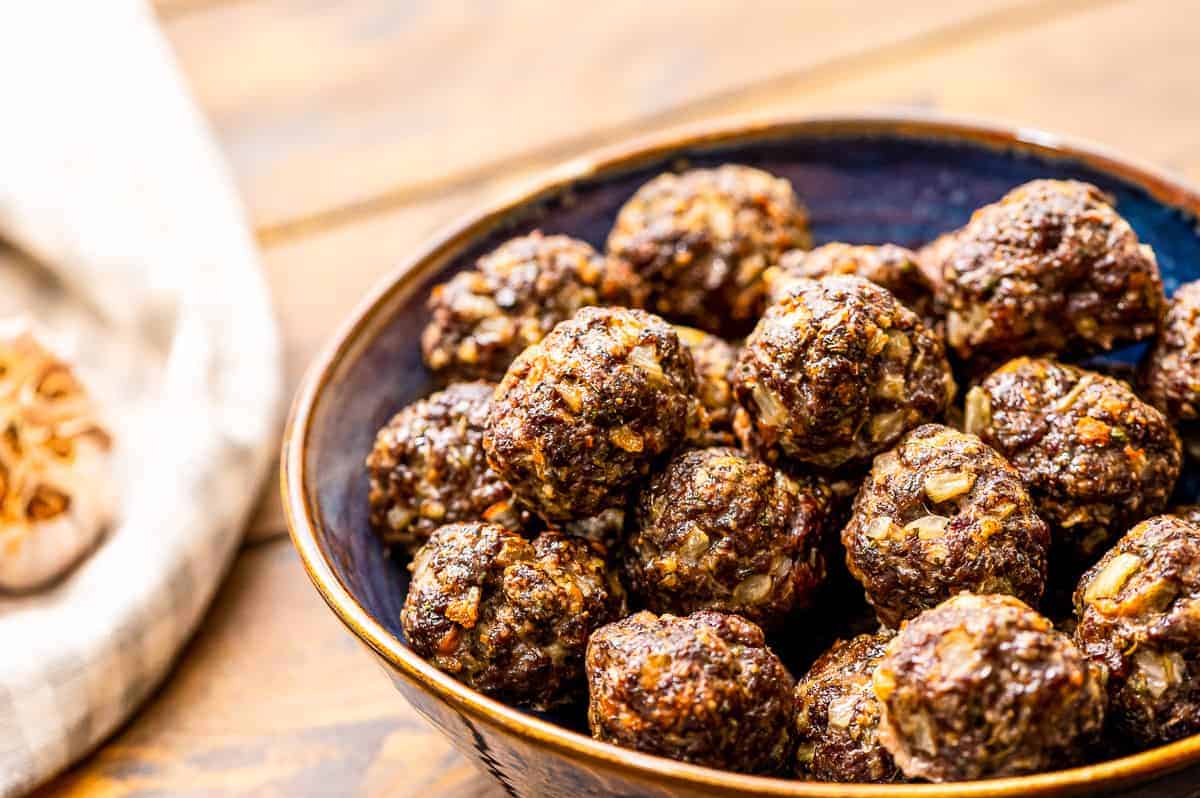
[283,113,1200,797]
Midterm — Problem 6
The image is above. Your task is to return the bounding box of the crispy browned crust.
[965,357,1181,561]
[366,382,526,553]
[842,424,1049,627]
[1074,515,1200,746]
[401,523,626,710]
[734,276,955,469]
[421,232,646,382]
[673,325,739,447]
[605,165,810,336]
[875,593,1106,782]
[769,243,941,331]
[624,447,832,626]
[484,306,695,522]
[1141,281,1200,422]
[794,630,901,783]
[921,179,1164,367]
[585,610,796,774]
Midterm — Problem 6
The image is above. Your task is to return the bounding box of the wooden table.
[39,0,1200,794]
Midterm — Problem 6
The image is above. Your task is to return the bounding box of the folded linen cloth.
[0,2,282,794]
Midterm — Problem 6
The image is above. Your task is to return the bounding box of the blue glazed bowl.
[283,114,1200,797]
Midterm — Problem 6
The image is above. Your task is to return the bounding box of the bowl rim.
[282,110,1200,796]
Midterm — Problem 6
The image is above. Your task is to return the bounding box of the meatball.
[586,610,795,774]
[484,306,695,522]
[921,179,1164,366]
[1172,504,1200,528]
[734,276,955,469]
[674,325,739,447]
[768,243,941,329]
[794,630,901,783]
[421,232,644,381]
[605,165,810,336]
[1074,515,1200,746]
[964,358,1181,561]
[401,523,625,710]
[842,424,1049,628]
[874,593,1106,782]
[366,382,525,553]
[624,447,832,626]
[1141,280,1200,423]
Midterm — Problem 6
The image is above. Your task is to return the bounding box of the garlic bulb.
[0,326,116,591]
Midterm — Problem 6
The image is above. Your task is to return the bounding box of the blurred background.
[38,0,1200,795]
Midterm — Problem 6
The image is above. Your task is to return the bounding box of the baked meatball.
[606,165,810,336]
[842,424,1049,627]
[674,325,738,447]
[1141,280,1200,423]
[421,232,643,381]
[964,358,1181,561]
[921,179,1164,366]
[794,630,901,783]
[586,610,795,774]
[484,306,695,522]
[734,276,955,469]
[624,447,832,626]
[401,523,625,710]
[768,243,940,329]
[1074,515,1200,746]
[874,593,1106,782]
[366,382,525,553]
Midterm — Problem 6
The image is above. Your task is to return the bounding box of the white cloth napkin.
[0,3,282,795]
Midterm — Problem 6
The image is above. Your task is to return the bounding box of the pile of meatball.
[366,165,1200,783]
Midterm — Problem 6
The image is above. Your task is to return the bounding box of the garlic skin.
[0,326,116,592]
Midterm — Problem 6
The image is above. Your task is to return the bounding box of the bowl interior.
[300,122,1200,742]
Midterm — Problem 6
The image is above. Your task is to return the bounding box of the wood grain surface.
[38,0,1200,795]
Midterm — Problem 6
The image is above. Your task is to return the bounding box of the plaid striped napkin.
[0,2,282,795]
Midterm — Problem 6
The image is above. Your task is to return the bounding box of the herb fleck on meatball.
[606,165,810,336]
[624,447,832,626]
[1075,515,1200,746]
[842,424,1049,627]
[366,382,525,553]
[402,523,625,710]
[484,306,695,522]
[586,610,795,774]
[874,593,1106,782]
[965,357,1181,561]
[735,276,955,469]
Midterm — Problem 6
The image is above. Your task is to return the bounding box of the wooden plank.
[162,0,1048,234]
[38,540,501,798]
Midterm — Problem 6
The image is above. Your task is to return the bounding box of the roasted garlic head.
[0,326,115,591]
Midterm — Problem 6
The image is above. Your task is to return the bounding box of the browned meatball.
[1074,515,1200,746]
[624,447,832,626]
[1141,281,1200,422]
[794,630,901,783]
[421,232,644,381]
[366,382,525,553]
[606,165,811,336]
[674,325,739,447]
[921,179,1164,366]
[401,523,625,710]
[842,424,1049,627]
[964,358,1181,561]
[484,307,695,522]
[586,610,795,774]
[734,276,955,469]
[874,593,1106,782]
[768,243,941,329]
